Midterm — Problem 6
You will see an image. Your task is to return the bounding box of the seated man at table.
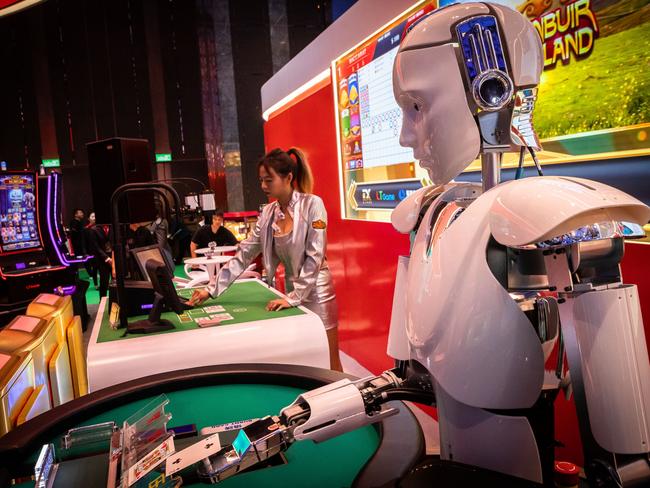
[190,210,238,258]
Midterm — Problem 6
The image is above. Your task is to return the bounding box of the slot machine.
[0,172,71,318]
[38,172,92,267]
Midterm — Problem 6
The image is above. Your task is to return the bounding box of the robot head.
[393,2,543,185]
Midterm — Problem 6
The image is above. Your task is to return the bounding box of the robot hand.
[197,367,433,483]
[197,416,288,483]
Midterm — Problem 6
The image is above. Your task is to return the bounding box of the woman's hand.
[188,289,210,306]
[266,298,292,311]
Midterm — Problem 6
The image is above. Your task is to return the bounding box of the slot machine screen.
[0,173,42,253]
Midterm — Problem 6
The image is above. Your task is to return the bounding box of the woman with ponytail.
[189,147,342,371]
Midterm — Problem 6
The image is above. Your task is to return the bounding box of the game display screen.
[334,1,437,221]
[449,0,650,172]
[335,0,650,221]
[0,173,41,253]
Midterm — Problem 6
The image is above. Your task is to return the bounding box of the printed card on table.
[127,437,175,486]
[165,433,222,475]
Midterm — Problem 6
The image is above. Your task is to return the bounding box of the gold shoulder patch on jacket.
[312,219,327,230]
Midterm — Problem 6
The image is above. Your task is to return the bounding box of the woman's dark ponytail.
[287,148,314,194]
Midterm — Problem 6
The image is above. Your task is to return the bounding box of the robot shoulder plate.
[489,176,650,247]
[391,184,444,234]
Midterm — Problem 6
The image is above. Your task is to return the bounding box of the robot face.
[393,43,481,186]
[392,2,543,186]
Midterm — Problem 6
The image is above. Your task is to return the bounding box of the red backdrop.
[264,82,650,466]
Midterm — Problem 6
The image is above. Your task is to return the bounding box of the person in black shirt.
[83,211,98,288]
[87,223,113,297]
[68,208,86,256]
[190,210,238,257]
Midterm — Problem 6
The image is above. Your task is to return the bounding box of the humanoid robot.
[192,3,650,486]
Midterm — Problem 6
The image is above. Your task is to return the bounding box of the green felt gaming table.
[87,280,331,391]
[97,280,306,343]
[0,364,424,488]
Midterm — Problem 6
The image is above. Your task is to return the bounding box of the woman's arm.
[206,212,266,298]
[285,196,328,306]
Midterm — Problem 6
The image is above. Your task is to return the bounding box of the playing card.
[196,316,222,327]
[127,437,175,486]
[165,433,222,475]
[203,305,225,313]
[209,313,234,321]
[177,314,192,323]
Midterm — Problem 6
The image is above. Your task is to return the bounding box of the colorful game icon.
[339,78,349,108]
[348,73,359,105]
[350,105,361,136]
[341,108,350,138]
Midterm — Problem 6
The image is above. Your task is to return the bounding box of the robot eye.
[479,77,508,107]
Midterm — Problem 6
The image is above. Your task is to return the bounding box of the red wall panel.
[0,0,24,9]
[264,82,650,466]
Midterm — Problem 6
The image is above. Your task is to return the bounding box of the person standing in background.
[86,221,112,297]
[83,211,98,288]
[189,210,238,258]
[68,208,86,257]
[149,199,172,254]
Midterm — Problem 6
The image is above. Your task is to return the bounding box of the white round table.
[195,245,238,255]
[184,255,233,287]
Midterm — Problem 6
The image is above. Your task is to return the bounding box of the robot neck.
[480,152,503,193]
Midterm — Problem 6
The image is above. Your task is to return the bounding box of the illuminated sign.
[527,0,599,68]
[155,153,172,163]
[41,159,60,168]
[349,179,424,210]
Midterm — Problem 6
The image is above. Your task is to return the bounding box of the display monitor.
[443,0,650,170]
[334,0,650,221]
[334,1,437,221]
[126,259,191,334]
[0,173,42,253]
[131,244,175,282]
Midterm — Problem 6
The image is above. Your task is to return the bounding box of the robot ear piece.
[455,15,514,112]
[472,69,513,111]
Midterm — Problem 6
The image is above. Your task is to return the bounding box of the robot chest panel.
[405,196,486,344]
[404,189,546,407]
[425,200,466,255]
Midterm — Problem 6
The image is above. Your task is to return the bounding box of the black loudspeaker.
[86,138,155,224]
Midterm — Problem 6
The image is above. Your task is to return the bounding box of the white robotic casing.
[400,176,649,410]
[404,181,545,410]
[489,176,650,247]
[559,286,650,455]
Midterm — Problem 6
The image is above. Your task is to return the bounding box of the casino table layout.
[0,364,424,488]
[97,281,306,343]
[88,280,330,391]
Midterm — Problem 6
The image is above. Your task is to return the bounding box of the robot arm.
[197,366,434,483]
[487,175,650,486]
